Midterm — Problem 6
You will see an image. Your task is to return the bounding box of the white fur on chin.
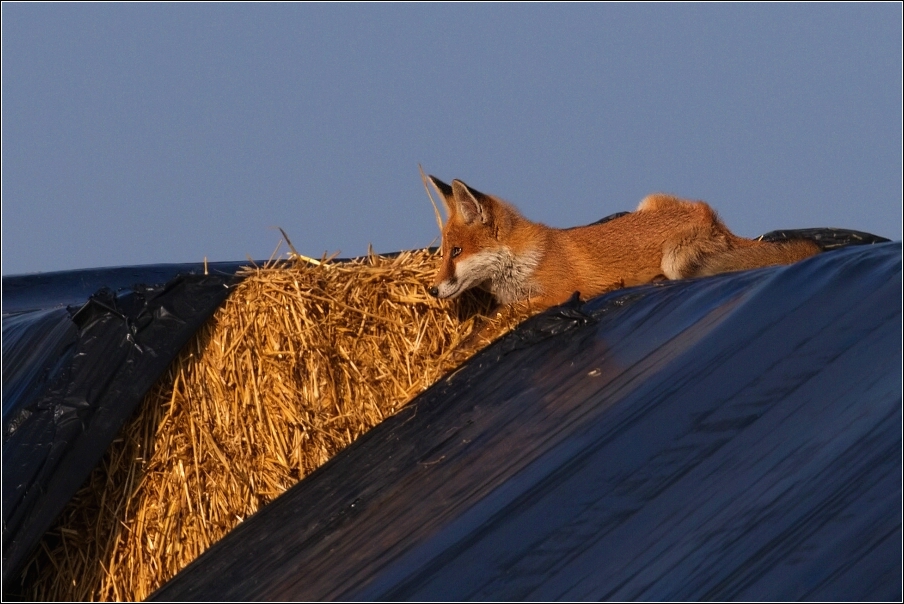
[441,247,542,304]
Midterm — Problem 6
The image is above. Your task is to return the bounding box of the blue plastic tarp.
[150,242,902,601]
[2,265,243,587]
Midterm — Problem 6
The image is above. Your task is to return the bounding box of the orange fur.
[427,178,821,309]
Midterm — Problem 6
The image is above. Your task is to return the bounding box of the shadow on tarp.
[151,242,902,602]
[1,266,242,589]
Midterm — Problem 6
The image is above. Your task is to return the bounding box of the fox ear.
[427,176,455,216]
[428,175,453,200]
[451,180,489,225]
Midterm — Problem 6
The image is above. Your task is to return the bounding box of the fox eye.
[451,246,462,258]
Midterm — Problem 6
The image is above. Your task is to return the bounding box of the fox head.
[427,176,512,300]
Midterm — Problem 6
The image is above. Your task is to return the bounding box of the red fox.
[426,176,821,309]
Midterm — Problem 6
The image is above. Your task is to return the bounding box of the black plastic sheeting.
[151,242,902,602]
[2,260,248,314]
[760,227,890,250]
[2,268,240,587]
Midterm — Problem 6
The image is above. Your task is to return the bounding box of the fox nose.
[428,286,439,297]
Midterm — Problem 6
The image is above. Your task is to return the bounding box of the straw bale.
[18,249,537,601]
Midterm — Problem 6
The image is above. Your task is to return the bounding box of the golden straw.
[17,249,536,601]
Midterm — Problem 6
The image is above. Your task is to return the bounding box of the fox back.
[426,177,820,309]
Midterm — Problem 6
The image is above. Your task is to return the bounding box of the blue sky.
[2,3,901,276]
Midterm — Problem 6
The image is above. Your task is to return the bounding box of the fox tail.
[691,239,821,277]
